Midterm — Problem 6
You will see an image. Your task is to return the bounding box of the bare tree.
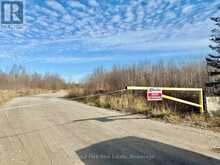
[0,65,66,90]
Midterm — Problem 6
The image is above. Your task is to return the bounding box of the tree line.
[82,62,207,94]
[0,65,66,90]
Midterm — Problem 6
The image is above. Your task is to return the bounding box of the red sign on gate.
[147,88,163,101]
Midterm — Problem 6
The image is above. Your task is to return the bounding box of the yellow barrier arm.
[162,94,202,108]
[126,86,204,113]
[126,86,202,91]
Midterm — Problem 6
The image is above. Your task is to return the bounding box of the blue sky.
[0,0,220,82]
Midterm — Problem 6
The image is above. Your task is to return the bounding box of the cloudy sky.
[0,0,220,81]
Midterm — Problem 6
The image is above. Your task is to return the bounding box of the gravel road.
[0,92,219,165]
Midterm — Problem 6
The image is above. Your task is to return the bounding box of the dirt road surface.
[0,92,220,165]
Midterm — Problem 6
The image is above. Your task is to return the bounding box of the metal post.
[199,89,204,113]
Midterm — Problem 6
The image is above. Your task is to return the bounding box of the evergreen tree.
[206,16,220,95]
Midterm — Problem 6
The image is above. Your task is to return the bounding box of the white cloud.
[27,56,112,64]
[166,0,179,4]
[124,6,135,22]
[136,6,145,23]
[41,7,59,17]
[182,5,193,14]
[0,0,218,52]
[111,15,121,23]
[68,1,86,9]
[0,52,10,58]
[26,15,35,22]
[165,11,176,19]
[63,15,73,24]
[46,1,66,14]
[147,0,159,11]
[88,0,99,7]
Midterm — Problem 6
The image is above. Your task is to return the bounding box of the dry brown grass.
[0,89,49,106]
[0,90,17,105]
[83,95,149,113]
[81,94,173,116]
[66,86,85,98]
[77,94,220,132]
[163,113,220,131]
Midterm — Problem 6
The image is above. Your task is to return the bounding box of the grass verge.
[0,89,49,106]
[67,93,220,132]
